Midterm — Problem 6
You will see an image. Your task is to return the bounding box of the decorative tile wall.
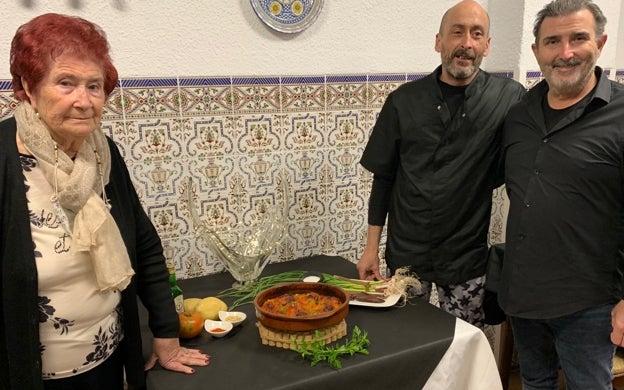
[0,70,557,281]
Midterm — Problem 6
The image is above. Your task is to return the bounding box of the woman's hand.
[611,300,624,346]
[144,337,210,374]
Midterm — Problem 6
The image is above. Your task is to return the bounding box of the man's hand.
[611,300,624,346]
[357,225,385,280]
[357,249,384,280]
[144,337,210,374]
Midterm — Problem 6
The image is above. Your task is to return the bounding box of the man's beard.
[443,48,481,79]
[543,57,595,97]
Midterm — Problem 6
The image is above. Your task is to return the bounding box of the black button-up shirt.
[501,68,624,318]
[360,67,525,285]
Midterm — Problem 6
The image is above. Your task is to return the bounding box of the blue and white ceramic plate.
[250,0,324,33]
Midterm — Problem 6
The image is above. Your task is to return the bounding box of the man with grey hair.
[500,0,624,388]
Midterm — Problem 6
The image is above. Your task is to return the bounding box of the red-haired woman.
[0,14,209,389]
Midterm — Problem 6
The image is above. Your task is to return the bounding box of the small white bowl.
[218,310,247,327]
[204,320,233,338]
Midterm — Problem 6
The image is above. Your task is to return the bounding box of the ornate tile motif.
[291,186,324,221]
[162,237,210,279]
[288,218,325,254]
[327,146,360,181]
[489,186,508,245]
[120,78,180,118]
[283,111,323,151]
[237,113,281,155]
[315,162,338,204]
[0,85,18,122]
[0,70,516,279]
[325,75,367,110]
[146,201,188,240]
[232,77,281,113]
[367,74,407,108]
[124,118,186,205]
[185,115,231,158]
[284,149,324,186]
[108,119,138,159]
[525,70,543,90]
[281,76,325,112]
[329,181,361,217]
[407,73,428,82]
[103,86,125,120]
[178,77,232,115]
[325,110,366,149]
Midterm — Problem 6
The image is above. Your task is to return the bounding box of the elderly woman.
[0,14,209,390]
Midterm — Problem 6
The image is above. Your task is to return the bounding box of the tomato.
[179,311,204,339]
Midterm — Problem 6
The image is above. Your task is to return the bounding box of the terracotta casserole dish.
[254,282,349,332]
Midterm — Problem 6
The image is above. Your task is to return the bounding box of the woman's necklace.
[50,143,111,236]
[94,148,112,211]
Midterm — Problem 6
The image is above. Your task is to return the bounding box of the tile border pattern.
[1,69,620,280]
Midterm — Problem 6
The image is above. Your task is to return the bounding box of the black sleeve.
[368,174,393,226]
[499,85,527,187]
[106,138,179,339]
[493,121,506,189]
[360,92,401,178]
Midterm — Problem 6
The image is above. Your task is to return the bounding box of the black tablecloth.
[139,255,456,390]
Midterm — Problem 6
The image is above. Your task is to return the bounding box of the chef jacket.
[361,66,525,285]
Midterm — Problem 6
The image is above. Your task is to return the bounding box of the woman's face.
[24,54,106,145]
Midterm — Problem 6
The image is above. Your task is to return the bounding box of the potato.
[195,297,227,320]
[183,298,202,314]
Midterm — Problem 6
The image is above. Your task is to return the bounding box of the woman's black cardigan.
[0,117,179,389]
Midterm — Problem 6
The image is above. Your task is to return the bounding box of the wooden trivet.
[256,320,347,350]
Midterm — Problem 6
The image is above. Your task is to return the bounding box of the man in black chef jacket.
[357,0,525,328]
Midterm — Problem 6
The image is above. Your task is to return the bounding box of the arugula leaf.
[292,326,370,369]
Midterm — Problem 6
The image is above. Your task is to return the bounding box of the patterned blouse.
[21,154,123,379]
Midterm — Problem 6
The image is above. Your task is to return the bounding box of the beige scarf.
[15,102,135,292]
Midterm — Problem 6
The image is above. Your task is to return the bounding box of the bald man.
[357,0,525,327]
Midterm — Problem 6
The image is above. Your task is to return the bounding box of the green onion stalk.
[218,271,305,310]
[218,271,388,310]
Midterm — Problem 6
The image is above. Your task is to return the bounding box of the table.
[139,255,501,390]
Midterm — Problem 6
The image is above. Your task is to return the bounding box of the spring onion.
[218,271,306,309]
[217,267,421,310]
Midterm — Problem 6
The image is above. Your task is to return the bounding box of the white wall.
[0,0,621,79]
[487,0,526,75]
[520,0,621,71]
[618,0,624,66]
[0,0,469,78]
